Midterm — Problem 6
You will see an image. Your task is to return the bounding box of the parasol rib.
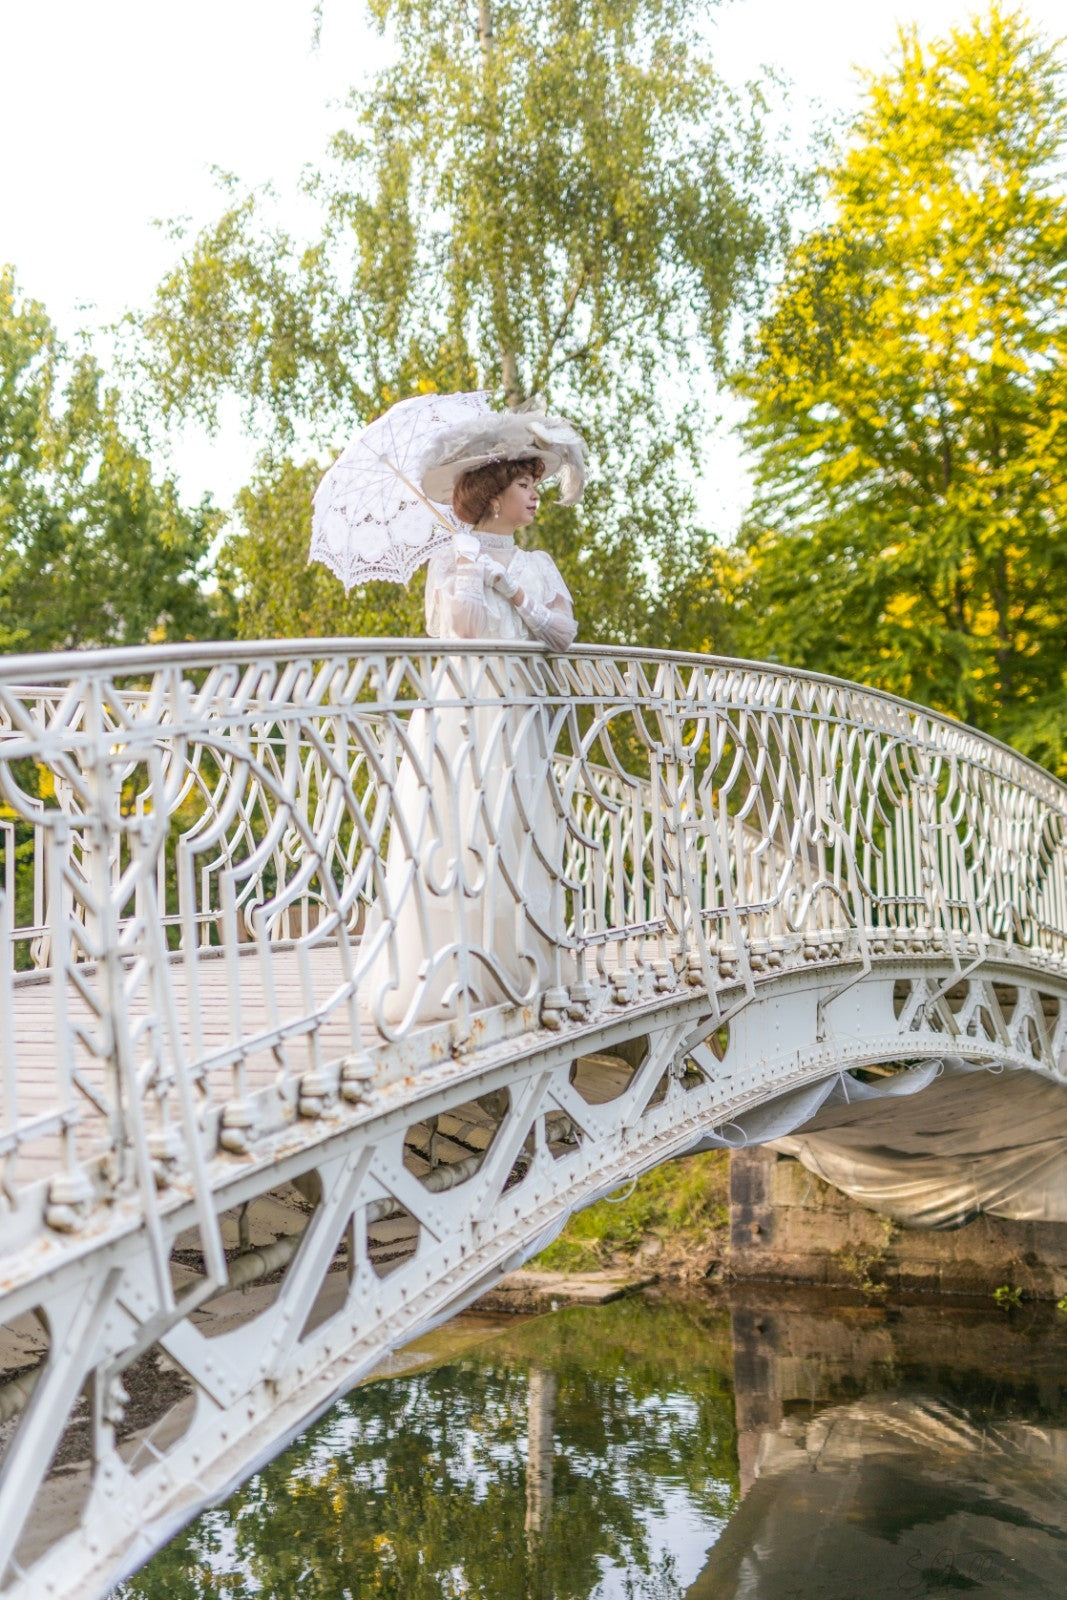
[373,452,456,533]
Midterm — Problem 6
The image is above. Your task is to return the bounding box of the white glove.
[518,596,552,635]
[479,556,521,600]
[452,532,480,564]
[517,595,578,651]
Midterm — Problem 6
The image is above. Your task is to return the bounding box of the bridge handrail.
[0,636,1062,801]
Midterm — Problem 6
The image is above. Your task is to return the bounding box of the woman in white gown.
[363,412,584,1031]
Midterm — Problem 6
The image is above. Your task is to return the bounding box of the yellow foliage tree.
[737,6,1067,772]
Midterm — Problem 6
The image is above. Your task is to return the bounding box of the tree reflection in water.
[119,1298,739,1600]
[118,1291,1067,1600]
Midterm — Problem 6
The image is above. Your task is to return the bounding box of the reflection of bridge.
[1,638,1066,1599]
[690,1289,1067,1599]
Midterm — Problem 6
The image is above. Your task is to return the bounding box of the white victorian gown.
[362,532,577,1030]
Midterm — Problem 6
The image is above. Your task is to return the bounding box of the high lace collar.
[473,530,516,555]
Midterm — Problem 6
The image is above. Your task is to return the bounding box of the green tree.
[0,267,224,653]
[219,456,426,640]
[736,6,1067,771]
[136,0,786,647]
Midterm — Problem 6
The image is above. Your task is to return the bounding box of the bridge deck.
[7,941,633,1192]
[8,944,364,1188]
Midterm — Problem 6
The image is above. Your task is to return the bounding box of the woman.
[423,456,577,653]
[362,411,585,1032]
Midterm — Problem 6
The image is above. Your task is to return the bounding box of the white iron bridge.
[1,638,1066,1599]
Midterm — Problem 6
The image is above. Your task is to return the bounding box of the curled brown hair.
[452,456,545,527]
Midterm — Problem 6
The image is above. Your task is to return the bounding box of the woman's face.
[492,472,540,530]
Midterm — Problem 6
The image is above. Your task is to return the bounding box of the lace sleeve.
[424,550,492,638]
[520,552,577,650]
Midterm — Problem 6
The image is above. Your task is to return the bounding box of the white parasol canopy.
[309,390,493,591]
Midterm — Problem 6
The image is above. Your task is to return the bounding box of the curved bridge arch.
[0,639,1065,1599]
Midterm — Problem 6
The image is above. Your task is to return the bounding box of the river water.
[119,1288,1067,1600]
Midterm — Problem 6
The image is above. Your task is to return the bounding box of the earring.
[489,499,501,522]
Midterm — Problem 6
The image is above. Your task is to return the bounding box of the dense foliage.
[736,7,1067,771]
[536,1148,728,1271]
[136,0,785,646]
[0,268,222,652]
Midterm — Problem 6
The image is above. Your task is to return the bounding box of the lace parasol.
[310,390,492,590]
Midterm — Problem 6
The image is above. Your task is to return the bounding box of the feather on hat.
[419,408,586,506]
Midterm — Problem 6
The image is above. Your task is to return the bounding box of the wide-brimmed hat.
[419,408,586,506]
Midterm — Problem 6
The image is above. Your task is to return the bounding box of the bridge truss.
[1,639,1066,1598]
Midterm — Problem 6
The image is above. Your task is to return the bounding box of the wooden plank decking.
[3,942,641,1195]
[4,943,365,1192]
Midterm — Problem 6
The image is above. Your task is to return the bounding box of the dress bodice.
[424,533,576,647]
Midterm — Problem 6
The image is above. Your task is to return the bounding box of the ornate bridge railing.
[2,639,1066,1220]
[1,637,1066,1599]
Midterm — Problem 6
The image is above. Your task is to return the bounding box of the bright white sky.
[1,0,1064,530]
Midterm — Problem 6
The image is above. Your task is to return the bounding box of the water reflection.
[122,1299,738,1600]
[120,1292,1067,1600]
[705,1293,1067,1600]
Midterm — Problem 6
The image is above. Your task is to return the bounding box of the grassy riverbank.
[533,1149,729,1279]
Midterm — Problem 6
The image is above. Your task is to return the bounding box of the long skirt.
[360,686,565,1030]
